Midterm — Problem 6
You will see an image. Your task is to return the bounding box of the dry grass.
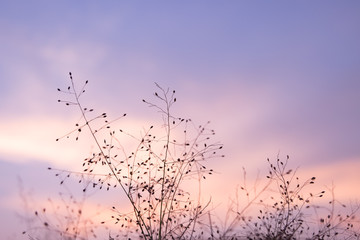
[22,73,359,239]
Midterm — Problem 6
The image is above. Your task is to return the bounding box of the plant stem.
[69,74,150,239]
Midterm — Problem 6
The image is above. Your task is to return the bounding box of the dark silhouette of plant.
[209,157,359,240]
[244,157,324,239]
[309,183,360,240]
[22,72,360,240]
[52,72,224,239]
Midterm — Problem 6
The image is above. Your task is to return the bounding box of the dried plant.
[211,157,360,240]
[51,72,224,239]
[21,175,100,240]
[22,72,360,240]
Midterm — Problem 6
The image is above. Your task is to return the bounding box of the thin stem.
[68,73,150,239]
[158,88,171,240]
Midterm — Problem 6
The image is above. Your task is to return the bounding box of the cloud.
[0,117,85,169]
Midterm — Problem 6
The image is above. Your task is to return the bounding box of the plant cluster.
[22,73,359,240]
[21,180,100,240]
[208,158,359,240]
[51,73,223,239]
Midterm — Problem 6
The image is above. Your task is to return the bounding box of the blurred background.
[1,1,360,238]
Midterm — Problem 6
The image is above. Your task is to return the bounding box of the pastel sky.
[1,1,360,239]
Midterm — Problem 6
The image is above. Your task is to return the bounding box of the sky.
[1,1,360,239]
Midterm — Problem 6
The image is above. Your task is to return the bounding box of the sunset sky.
[1,1,360,239]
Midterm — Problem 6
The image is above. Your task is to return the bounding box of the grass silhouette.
[23,73,359,239]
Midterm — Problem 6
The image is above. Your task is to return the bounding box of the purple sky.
[1,1,360,239]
